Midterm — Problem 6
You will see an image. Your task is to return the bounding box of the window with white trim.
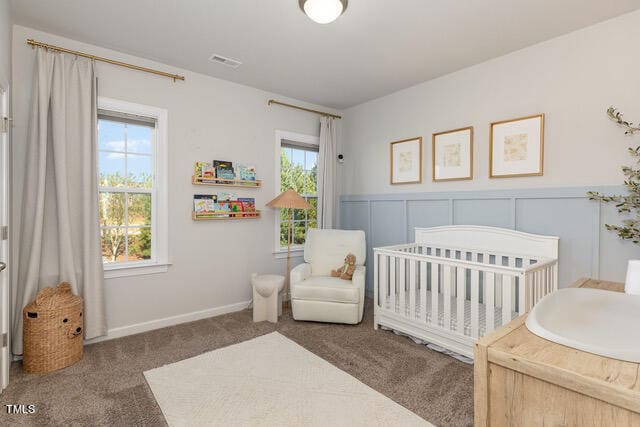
[278,139,319,249]
[97,98,168,277]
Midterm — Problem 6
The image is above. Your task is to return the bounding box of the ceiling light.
[299,0,348,24]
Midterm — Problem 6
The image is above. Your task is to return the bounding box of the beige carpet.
[145,332,431,426]
[0,299,473,426]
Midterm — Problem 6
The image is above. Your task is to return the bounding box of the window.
[97,98,168,278]
[276,131,319,252]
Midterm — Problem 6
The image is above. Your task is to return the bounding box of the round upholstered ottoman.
[251,274,285,323]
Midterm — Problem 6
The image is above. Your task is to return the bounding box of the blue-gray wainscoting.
[339,186,640,296]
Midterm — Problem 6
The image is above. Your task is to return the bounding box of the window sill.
[273,248,304,260]
[104,261,171,279]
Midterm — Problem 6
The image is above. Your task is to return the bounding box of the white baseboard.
[84,300,251,345]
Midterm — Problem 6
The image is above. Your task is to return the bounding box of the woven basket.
[23,282,84,373]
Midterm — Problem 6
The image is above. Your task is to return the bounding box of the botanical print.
[399,151,413,172]
[503,133,528,162]
[443,143,461,167]
[391,137,422,184]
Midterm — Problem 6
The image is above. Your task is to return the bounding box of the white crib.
[373,225,558,359]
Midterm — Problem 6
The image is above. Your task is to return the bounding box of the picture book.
[194,161,212,177]
[238,197,256,213]
[213,201,231,217]
[193,194,217,217]
[218,192,237,202]
[213,160,235,180]
[237,164,256,181]
[229,201,244,213]
[201,163,215,178]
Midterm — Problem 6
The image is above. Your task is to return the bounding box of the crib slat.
[544,267,549,298]
[409,259,417,319]
[456,267,465,335]
[471,268,479,338]
[379,254,387,310]
[508,257,517,310]
[398,258,406,316]
[517,273,526,315]
[486,272,495,333]
[490,253,503,310]
[431,262,439,326]
[374,253,379,307]
[420,261,427,323]
[389,256,396,314]
[444,265,453,331]
[502,275,513,324]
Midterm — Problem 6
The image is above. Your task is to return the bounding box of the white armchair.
[290,229,366,324]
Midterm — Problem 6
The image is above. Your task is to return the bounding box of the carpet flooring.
[0,300,473,426]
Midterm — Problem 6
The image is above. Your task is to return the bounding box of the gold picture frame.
[490,113,544,178]
[390,137,422,185]
[432,126,474,182]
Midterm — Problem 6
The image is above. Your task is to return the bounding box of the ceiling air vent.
[209,54,242,69]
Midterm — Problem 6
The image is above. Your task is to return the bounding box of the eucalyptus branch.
[590,107,640,244]
[607,106,640,135]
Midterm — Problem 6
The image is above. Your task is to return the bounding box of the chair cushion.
[304,229,366,276]
[291,276,360,304]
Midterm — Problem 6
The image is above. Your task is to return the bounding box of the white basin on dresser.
[525,287,640,362]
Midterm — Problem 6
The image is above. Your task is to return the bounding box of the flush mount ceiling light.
[299,0,348,24]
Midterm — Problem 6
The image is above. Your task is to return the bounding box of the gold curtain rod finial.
[26,38,186,82]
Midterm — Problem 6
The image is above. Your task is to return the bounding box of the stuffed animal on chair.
[331,253,357,280]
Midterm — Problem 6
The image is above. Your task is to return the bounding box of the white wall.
[11,25,341,333]
[0,0,10,85]
[341,10,640,196]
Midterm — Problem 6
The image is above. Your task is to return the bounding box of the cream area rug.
[144,332,432,426]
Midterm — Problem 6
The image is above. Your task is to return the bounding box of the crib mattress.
[382,292,519,338]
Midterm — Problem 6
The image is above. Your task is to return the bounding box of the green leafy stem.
[588,107,640,244]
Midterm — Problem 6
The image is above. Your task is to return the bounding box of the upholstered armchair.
[290,229,366,324]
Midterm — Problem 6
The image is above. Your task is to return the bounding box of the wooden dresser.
[474,278,640,426]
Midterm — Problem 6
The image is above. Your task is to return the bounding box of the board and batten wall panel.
[341,186,640,295]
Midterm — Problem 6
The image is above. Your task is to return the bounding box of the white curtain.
[12,49,106,354]
[317,116,337,229]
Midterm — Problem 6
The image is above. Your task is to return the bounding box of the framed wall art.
[432,126,473,182]
[390,137,422,184]
[490,114,544,178]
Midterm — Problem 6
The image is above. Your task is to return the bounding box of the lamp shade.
[266,189,312,210]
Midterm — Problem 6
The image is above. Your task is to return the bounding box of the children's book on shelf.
[218,192,237,202]
[194,161,213,178]
[229,201,244,213]
[213,201,231,217]
[213,160,235,180]
[238,197,256,213]
[201,163,215,178]
[193,194,217,217]
[237,164,256,181]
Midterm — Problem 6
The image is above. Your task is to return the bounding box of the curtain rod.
[26,39,186,82]
[268,99,342,119]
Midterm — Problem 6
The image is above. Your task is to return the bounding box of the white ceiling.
[10,0,640,109]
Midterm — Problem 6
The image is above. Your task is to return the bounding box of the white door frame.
[0,80,10,393]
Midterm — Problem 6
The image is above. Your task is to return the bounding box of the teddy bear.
[331,253,357,280]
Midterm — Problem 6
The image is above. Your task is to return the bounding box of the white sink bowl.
[525,288,640,362]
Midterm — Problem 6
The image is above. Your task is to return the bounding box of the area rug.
[144,332,432,426]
